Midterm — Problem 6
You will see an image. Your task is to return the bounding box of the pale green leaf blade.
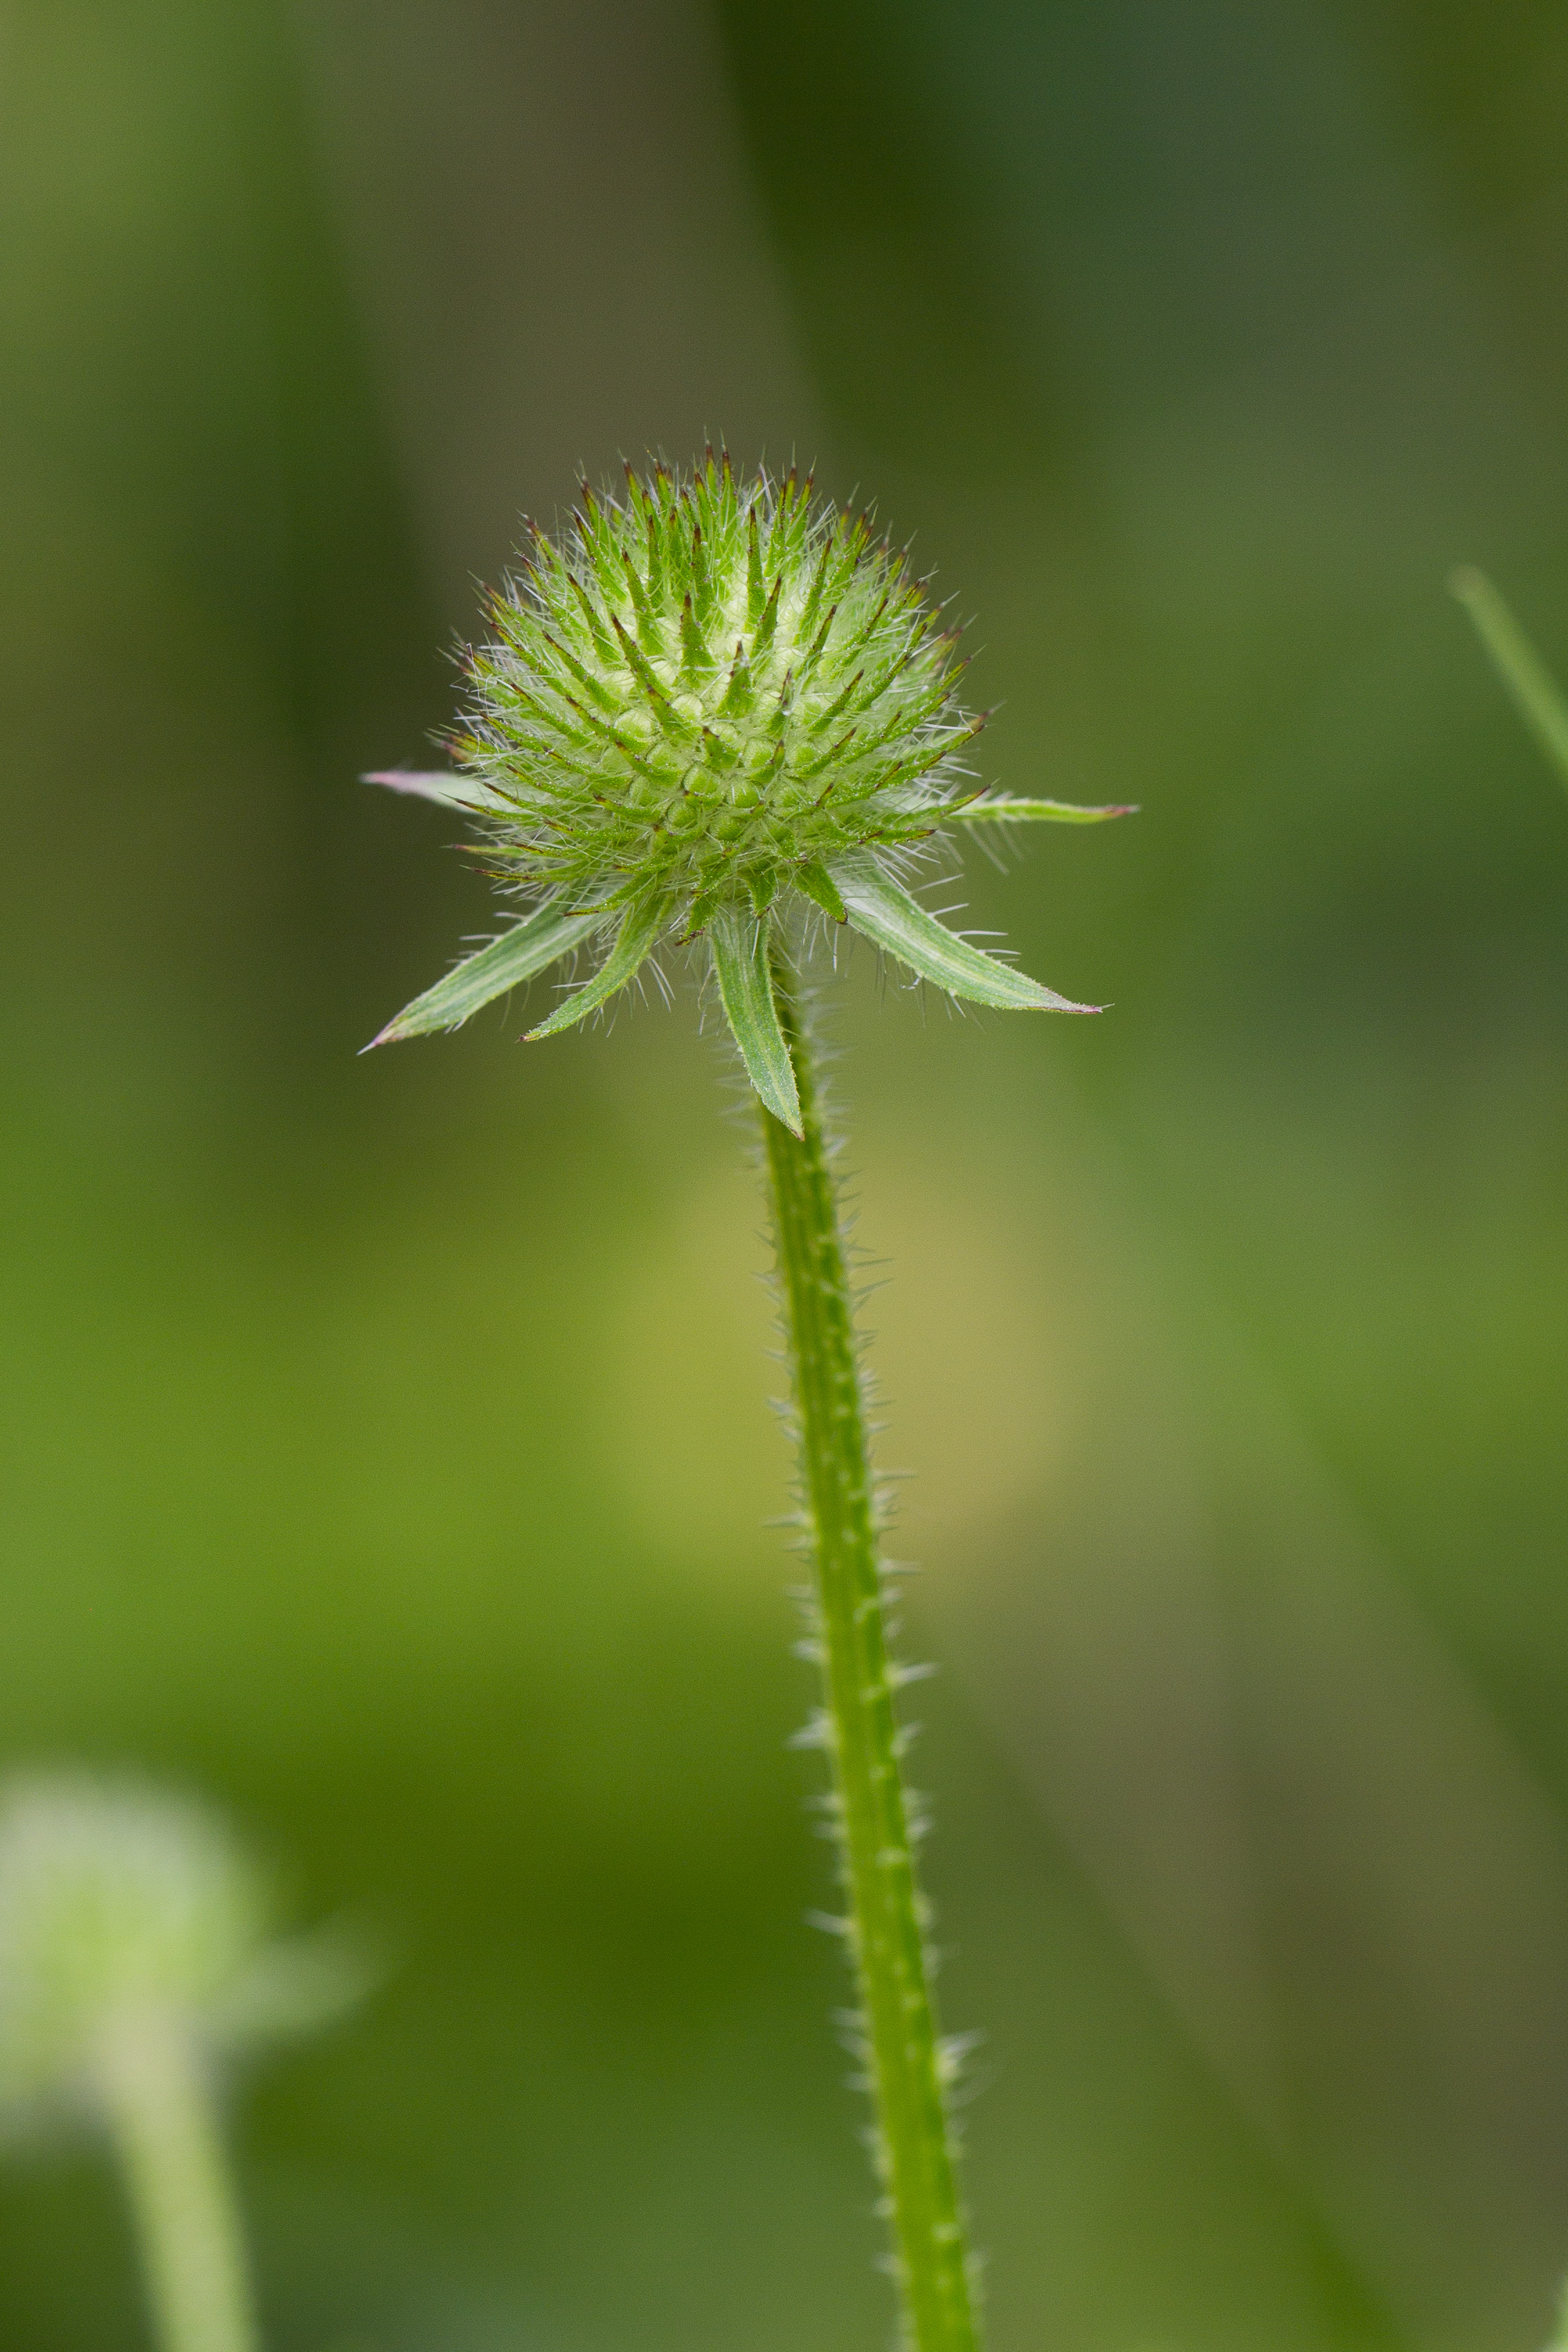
[362,769,512,814]
[367,901,604,1047]
[953,795,1137,824]
[1450,568,1568,793]
[710,906,802,1134]
[831,852,1099,1014]
[525,897,668,1041]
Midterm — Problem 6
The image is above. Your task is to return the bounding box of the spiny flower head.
[368,453,1130,1131]
[473,453,977,923]
[0,1775,366,2135]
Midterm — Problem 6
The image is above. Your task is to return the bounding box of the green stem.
[96,2011,260,2352]
[760,958,980,2352]
[1450,565,1568,793]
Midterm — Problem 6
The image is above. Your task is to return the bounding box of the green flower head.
[0,1775,367,2136]
[368,452,1128,1131]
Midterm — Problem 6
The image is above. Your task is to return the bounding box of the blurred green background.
[4,2,1568,2346]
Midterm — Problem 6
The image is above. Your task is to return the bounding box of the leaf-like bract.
[525,897,668,1041]
[955,796,1136,825]
[831,852,1099,1013]
[710,907,802,1133]
[362,769,512,815]
[368,901,604,1046]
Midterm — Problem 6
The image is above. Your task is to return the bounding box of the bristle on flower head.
[366,458,1130,1131]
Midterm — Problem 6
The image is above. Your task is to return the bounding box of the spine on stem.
[760,949,980,2352]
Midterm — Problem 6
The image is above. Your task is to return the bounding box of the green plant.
[1452,566,1568,2352]
[1451,566,1568,794]
[368,453,1128,2352]
[0,1772,366,2352]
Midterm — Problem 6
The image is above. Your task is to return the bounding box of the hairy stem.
[760,957,980,2352]
[97,2011,259,2352]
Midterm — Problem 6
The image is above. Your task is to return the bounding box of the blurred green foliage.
[4,3,1568,2349]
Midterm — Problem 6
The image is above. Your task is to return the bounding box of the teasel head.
[367,451,1130,1132]
[0,1773,367,2141]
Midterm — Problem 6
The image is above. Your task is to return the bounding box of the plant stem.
[760,956,980,2352]
[1450,566,1568,793]
[96,2010,260,2352]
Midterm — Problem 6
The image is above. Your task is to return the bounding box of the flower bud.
[369,454,1130,1131]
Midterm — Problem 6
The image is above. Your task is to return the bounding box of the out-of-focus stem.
[1451,566,1568,793]
[96,2011,259,2352]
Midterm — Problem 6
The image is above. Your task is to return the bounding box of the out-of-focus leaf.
[211,1923,383,2049]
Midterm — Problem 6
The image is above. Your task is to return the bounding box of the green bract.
[368,453,1128,1131]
